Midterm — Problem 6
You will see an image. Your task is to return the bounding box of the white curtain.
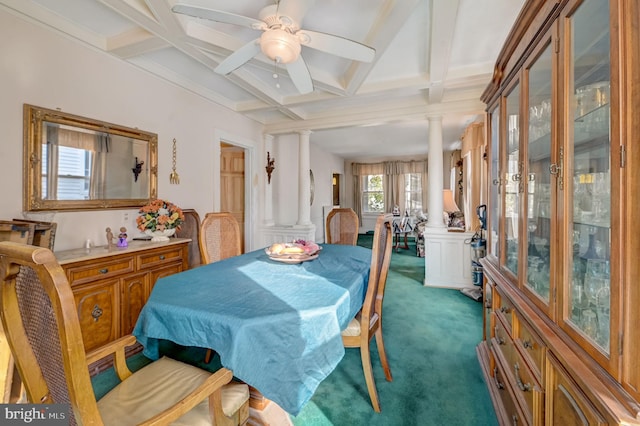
[352,160,428,218]
[90,133,110,199]
[45,124,59,200]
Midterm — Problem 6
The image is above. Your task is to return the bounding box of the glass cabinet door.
[504,84,521,276]
[525,42,553,304]
[488,103,500,262]
[566,0,611,355]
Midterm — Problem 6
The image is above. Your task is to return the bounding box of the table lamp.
[443,189,460,226]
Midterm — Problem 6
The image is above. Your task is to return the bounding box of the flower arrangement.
[136,199,184,232]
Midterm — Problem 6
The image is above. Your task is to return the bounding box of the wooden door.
[220,144,245,251]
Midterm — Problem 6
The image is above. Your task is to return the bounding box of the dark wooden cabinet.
[57,239,189,354]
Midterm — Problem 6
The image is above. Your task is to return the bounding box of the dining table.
[132,243,372,416]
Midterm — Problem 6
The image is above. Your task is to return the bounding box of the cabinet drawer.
[493,316,516,369]
[137,247,184,270]
[492,358,529,426]
[66,257,134,286]
[516,315,545,382]
[494,286,514,335]
[510,346,543,425]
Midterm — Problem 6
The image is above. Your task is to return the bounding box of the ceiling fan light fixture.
[260,29,300,64]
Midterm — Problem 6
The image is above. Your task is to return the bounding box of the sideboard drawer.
[137,246,184,270]
[66,257,134,286]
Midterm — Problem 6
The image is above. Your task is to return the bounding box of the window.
[404,173,422,213]
[42,144,92,200]
[362,174,384,213]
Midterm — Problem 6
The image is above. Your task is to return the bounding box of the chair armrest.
[86,335,137,381]
[137,368,234,426]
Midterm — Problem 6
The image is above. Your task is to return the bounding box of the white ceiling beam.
[343,0,422,95]
[107,27,169,58]
[428,0,460,104]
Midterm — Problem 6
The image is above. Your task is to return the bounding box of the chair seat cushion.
[341,317,362,337]
[97,356,249,426]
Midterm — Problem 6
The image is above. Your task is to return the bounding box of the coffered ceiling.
[0,0,525,158]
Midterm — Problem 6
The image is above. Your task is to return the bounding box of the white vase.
[145,228,176,242]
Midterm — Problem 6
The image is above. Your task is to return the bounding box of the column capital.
[298,130,312,137]
[427,115,443,123]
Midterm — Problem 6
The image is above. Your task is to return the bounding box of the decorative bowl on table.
[265,240,321,264]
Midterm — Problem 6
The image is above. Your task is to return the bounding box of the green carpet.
[92,237,496,425]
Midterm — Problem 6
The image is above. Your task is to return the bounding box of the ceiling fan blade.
[172,3,265,30]
[286,58,313,94]
[297,30,375,62]
[214,39,261,75]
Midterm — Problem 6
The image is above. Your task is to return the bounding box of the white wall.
[270,133,345,241]
[0,9,264,251]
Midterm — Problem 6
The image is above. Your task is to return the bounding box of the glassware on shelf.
[595,286,610,348]
[581,309,598,340]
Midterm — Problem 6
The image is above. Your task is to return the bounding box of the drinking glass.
[584,276,608,304]
[582,309,598,340]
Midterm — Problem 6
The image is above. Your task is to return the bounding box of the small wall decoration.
[132,157,144,182]
[170,138,180,184]
[266,151,275,184]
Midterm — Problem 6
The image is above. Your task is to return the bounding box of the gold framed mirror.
[23,104,158,211]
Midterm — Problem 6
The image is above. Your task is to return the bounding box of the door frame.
[213,129,255,251]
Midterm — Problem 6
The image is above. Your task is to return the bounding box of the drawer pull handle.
[512,414,518,425]
[494,327,505,345]
[159,255,165,260]
[492,368,505,389]
[91,304,103,322]
[522,339,533,349]
[514,362,531,392]
[99,268,108,274]
[500,306,511,314]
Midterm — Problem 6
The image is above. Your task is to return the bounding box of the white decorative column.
[263,134,275,226]
[426,115,446,229]
[296,130,312,227]
[423,115,474,288]
[263,131,315,245]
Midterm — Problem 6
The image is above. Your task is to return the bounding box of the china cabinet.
[477,0,640,424]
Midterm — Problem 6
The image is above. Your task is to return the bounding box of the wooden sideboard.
[56,239,189,361]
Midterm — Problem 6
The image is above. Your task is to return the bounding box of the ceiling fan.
[171,1,376,95]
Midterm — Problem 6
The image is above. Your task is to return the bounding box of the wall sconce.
[266,151,275,184]
[132,157,144,182]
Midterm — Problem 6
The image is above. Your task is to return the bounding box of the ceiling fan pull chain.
[273,60,280,89]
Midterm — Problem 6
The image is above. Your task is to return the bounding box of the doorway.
[220,142,245,252]
[332,173,341,206]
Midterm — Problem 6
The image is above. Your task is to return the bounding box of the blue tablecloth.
[133,244,371,415]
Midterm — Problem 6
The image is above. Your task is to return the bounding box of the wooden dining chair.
[175,209,202,269]
[326,208,359,245]
[0,241,250,426]
[199,212,242,363]
[341,214,393,412]
[199,212,242,265]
